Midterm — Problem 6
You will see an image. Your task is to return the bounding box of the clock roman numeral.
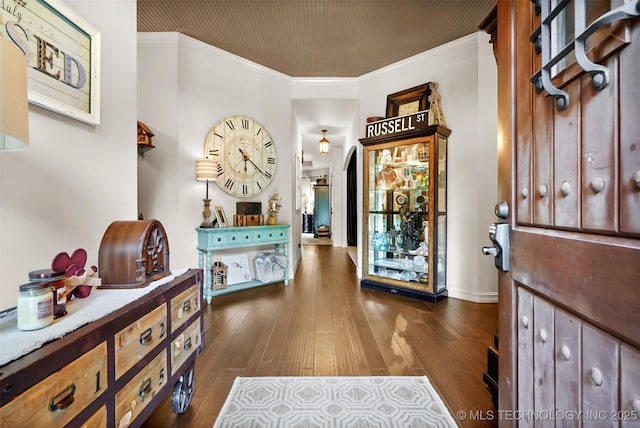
[264,171,272,179]
[208,148,219,157]
[217,164,224,176]
[265,141,273,148]
[242,184,248,195]
[226,120,235,130]
[241,119,249,129]
[214,132,223,139]
[224,178,235,190]
[267,157,275,164]
[257,182,262,190]
[256,128,262,136]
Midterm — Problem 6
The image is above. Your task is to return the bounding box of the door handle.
[482,222,510,272]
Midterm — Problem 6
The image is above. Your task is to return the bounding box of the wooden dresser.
[0,269,203,428]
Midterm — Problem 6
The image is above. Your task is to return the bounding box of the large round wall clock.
[203,115,277,197]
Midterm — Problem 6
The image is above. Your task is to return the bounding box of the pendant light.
[319,129,329,155]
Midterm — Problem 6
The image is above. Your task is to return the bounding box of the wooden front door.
[492,0,640,425]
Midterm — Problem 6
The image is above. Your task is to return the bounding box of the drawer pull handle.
[49,384,76,412]
[139,328,153,345]
[184,337,192,350]
[139,378,152,398]
[182,300,191,312]
[521,316,529,329]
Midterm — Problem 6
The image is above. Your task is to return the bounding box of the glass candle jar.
[17,282,54,331]
[29,269,67,318]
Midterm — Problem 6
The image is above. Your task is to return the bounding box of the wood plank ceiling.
[137,0,496,77]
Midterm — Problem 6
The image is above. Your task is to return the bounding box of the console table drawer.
[171,319,201,376]
[115,303,167,379]
[115,349,167,428]
[170,283,200,332]
[0,342,107,428]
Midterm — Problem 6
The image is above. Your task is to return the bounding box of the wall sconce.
[0,37,29,151]
[319,129,329,155]
[195,157,218,228]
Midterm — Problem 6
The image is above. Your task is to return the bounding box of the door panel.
[582,325,619,428]
[581,56,618,233]
[555,309,581,428]
[619,21,640,235]
[517,286,534,428]
[515,1,534,226]
[533,296,554,426]
[533,84,554,227]
[553,82,581,229]
[620,345,640,428]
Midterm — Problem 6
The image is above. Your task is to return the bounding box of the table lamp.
[195,157,217,227]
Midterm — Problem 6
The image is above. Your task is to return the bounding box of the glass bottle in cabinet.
[360,125,450,302]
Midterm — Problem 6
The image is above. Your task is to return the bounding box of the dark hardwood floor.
[143,245,498,427]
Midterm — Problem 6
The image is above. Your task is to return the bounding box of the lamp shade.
[0,37,29,151]
[195,158,217,181]
[319,129,329,155]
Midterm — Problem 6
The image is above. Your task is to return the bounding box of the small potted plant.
[267,192,282,225]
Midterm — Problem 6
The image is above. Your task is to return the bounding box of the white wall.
[0,0,138,311]
[358,33,498,302]
[137,34,293,272]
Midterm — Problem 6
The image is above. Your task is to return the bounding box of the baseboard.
[447,288,498,303]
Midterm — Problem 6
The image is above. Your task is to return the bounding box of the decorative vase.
[267,213,277,225]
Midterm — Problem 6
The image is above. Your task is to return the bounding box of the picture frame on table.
[385,83,431,118]
[214,206,228,227]
[0,0,101,125]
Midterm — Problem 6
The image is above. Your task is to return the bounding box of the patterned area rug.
[213,376,458,427]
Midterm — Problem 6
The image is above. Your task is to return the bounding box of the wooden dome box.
[98,219,170,288]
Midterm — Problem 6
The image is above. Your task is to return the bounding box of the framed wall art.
[1,0,101,125]
[385,82,431,118]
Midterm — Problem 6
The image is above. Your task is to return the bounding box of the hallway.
[144,245,498,427]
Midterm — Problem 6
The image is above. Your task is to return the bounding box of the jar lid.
[19,281,53,292]
[28,268,65,280]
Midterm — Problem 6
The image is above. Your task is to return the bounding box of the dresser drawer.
[0,342,107,428]
[170,283,200,332]
[115,349,167,428]
[171,319,201,376]
[115,304,167,379]
[79,405,106,428]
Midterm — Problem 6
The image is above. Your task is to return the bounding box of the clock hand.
[238,148,248,173]
[238,148,264,176]
[246,158,264,176]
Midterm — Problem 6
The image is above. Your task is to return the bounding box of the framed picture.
[214,206,228,227]
[385,82,431,118]
[221,255,251,285]
[1,0,101,125]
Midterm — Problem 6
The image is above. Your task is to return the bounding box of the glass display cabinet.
[360,123,450,302]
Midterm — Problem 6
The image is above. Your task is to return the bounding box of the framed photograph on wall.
[385,83,431,118]
[214,206,228,227]
[0,0,101,125]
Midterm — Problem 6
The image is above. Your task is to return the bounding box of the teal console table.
[196,225,290,303]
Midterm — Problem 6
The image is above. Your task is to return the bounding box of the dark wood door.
[492,1,640,423]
